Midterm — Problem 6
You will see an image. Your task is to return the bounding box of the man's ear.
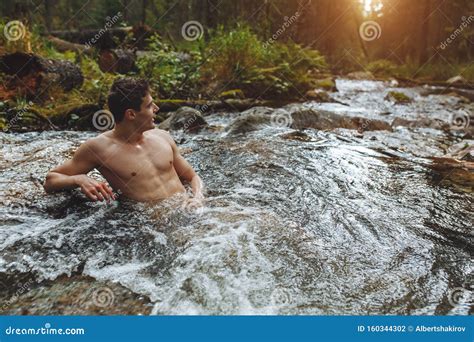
[124,108,136,121]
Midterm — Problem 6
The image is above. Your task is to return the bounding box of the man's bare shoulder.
[78,132,114,154]
[148,129,175,145]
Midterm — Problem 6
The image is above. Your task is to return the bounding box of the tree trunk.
[418,0,432,65]
[141,0,148,24]
[44,0,53,32]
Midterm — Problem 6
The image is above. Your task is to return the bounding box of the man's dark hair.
[107,77,150,123]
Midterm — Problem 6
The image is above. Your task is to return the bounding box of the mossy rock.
[385,91,412,104]
[305,89,332,102]
[219,89,245,99]
[313,77,337,92]
[0,118,7,132]
[347,71,375,80]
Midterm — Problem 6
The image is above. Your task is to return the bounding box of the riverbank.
[1,24,473,133]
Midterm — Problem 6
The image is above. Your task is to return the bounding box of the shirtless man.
[43,77,203,203]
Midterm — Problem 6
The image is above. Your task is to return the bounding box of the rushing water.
[0,79,472,315]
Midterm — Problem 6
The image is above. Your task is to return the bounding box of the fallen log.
[49,27,132,49]
[49,24,155,50]
[98,49,136,74]
[48,35,94,56]
[0,52,83,100]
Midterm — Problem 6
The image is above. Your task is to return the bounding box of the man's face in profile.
[130,92,159,131]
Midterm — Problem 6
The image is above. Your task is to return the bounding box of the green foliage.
[75,56,118,105]
[201,25,328,98]
[136,34,202,98]
[201,24,266,85]
[366,59,398,78]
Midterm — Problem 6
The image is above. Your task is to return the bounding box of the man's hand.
[74,175,115,202]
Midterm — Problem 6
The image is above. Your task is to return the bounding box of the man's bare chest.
[98,142,174,181]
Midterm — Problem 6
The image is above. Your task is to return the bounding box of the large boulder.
[291,109,392,132]
[158,106,207,132]
[391,117,450,131]
[226,107,393,135]
[226,110,274,135]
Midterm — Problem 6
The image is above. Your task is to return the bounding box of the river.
[0,79,472,315]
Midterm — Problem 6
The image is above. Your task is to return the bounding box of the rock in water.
[226,107,392,135]
[291,109,392,132]
[158,106,207,132]
[226,107,275,135]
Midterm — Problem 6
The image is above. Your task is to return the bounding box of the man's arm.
[43,141,115,202]
[162,131,204,199]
